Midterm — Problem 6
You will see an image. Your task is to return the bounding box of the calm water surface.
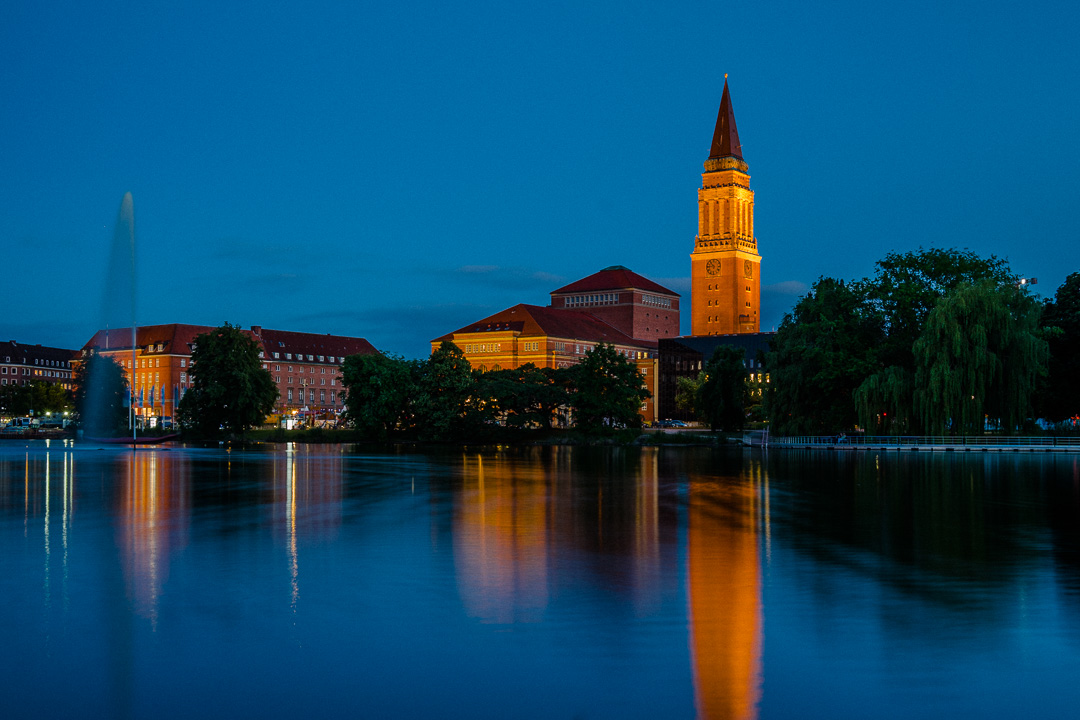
[2,441,1079,719]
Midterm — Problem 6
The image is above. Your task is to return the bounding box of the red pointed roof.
[434,304,657,349]
[709,77,743,160]
[550,266,677,297]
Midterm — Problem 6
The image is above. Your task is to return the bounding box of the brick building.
[433,267,676,424]
[549,266,680,342]
[81,324,378,422]
[0,340,78,390]
[251,326,378,414]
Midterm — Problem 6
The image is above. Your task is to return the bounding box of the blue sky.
[3,1,1078,359]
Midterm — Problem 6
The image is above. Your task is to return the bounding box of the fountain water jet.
[82,193,137,440]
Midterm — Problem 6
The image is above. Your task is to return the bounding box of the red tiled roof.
[82,324,215,354]
[82,324,379,360]
[255,328,379,358]
[435,304,657,349]
[550,266,677,296]
[1,340,79,363]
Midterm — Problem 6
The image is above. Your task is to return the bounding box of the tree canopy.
[176,323,278,436]
[914,280,1046,435]
[569,343,649,434]
[767,277,881,434]
[0,381,72,420]
[767,248,1050,436]
[1041,272,1080,422]
[339,342,647,440]
[699,345,749,432]
[341,352,419,440]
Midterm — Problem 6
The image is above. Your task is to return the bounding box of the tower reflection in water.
[452,447,763,719]
[687,461,764,720]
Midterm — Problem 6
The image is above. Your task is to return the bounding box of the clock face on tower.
[706,259,721,276]
[744,260,753,278]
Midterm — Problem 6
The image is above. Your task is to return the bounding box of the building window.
[288,389,293,402]
[286,353,292,360]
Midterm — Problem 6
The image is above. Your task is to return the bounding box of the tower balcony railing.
[695,234,758,252]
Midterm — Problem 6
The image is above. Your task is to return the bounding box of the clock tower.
[691,77,761,336]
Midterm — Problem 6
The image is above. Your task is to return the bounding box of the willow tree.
[914,280,1046,435]
[855,366,914,435]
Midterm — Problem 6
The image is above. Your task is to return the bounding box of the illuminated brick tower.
[691,76,761,336]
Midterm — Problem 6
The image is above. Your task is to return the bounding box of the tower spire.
[709,76,743,160]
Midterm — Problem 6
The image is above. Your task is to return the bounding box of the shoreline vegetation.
[237,426,742,447]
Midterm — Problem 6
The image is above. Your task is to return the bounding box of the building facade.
[549,266,680,342]
[657,334,774,422]
[81,324,379,422]
[0,340,78,390]
[690,77,762,336]
[433,267,676,424]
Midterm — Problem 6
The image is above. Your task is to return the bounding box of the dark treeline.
[341,341,649,441]
[766,248,1078,435]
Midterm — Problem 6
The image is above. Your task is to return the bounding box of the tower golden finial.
[724,73,728,79]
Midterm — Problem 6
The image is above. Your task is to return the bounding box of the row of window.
[642,294,672,308]
[274,376,337,386]
[31,357,71,368]
[285,388,337,404]
[271,351,344,363]
[464,343,501,353]
[266,364,338,375]
[564,293,619,307]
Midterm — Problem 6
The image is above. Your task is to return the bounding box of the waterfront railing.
[755,434,1080,450]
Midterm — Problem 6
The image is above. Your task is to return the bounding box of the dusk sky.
[3,1,1078,359]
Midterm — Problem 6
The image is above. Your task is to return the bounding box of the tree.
[176,323,278,436]
[856,248,1015,433]
[675,373,704,416]
[476,364,568,429]
[700,345,749,432]
[914,280,1047,435]
[865,247,1014,371]
[341,352,417,439]
[73,353,129,435]
[413,342,481,441]
[766,277,882,434]
[569,343,649,434]
[1041,272,1080,422]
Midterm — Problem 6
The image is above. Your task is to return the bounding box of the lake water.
[2,441,1079,719]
